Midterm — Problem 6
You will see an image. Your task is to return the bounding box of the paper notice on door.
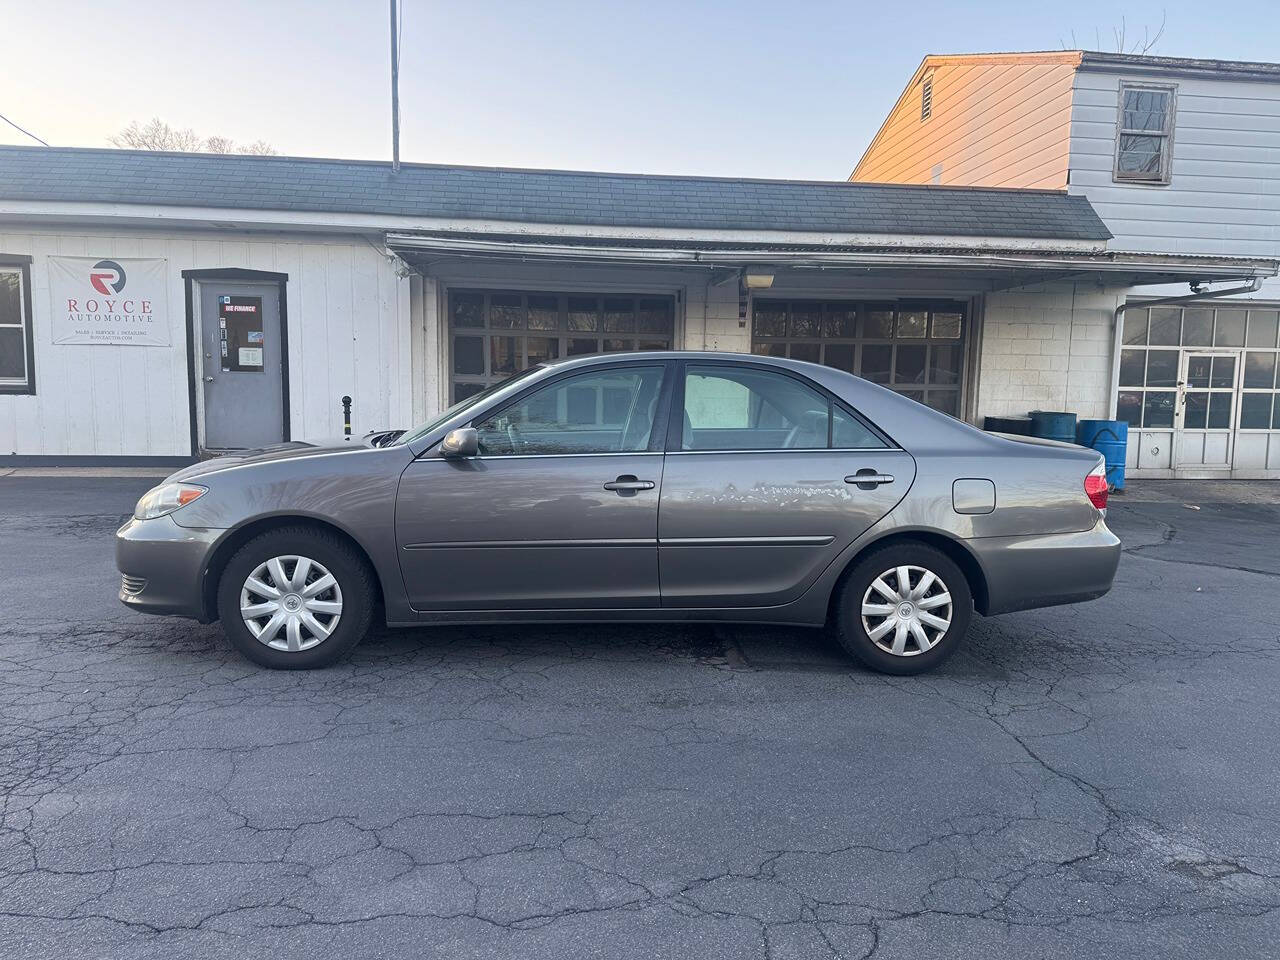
[238,347,264,367]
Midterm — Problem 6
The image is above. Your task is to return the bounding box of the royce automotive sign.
[49,256,171,346]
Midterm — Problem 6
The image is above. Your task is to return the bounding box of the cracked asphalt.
[1,477,1278,959]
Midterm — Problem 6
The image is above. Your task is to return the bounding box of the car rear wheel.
[833,543,971,675]
[216,527,375,669]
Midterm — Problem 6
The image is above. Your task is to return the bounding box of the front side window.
[1114,83,1175,184]
[0,261,34,394]
[474,365,666,456]
[681,364,885,451]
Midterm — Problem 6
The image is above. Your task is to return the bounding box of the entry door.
[199,282,284,450]
[1176,352,1238,470]
[658,362,914,608]
[395,364,669,611]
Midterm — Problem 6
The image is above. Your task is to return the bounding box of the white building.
[853,50,1280,477]
[0,145,1273,468]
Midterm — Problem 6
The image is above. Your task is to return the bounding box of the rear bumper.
[970,519,1121,616]
[115,516,221,620]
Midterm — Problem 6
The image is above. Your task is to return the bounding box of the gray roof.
[0,145,1112,242]
[1079,50,1280,81]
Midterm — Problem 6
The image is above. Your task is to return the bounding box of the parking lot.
[0,475,1278,960]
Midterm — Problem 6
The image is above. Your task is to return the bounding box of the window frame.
[1113,81,1177,185]
[0,255,35,396]
[666,359,895,454]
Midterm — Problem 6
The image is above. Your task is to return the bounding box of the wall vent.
[921,77,933,121]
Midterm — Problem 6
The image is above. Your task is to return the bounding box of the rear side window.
[680,364,885,451]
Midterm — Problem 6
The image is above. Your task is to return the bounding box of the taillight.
[1084,461,1108,511]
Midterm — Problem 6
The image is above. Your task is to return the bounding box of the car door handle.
[845,472,895,487]
[603,476,655,492]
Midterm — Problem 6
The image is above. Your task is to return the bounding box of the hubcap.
[860,565,953,657]
[239,555,343,653]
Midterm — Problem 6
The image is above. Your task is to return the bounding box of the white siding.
[1068,68,1280,300]
[0,225,411,458]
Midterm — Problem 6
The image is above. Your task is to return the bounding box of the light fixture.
[743,269,774,289]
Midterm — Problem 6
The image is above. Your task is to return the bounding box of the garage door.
[449,290,675,402]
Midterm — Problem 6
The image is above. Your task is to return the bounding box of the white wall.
[0,225,411,458]
[1069,67,1280,301]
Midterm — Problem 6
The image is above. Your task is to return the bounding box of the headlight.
[134,483,208,520]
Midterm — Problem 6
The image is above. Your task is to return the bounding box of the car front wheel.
[216,527,375,669]
[833,543,972,675]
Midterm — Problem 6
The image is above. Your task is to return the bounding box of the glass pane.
[0,271,20,323]
[452,335,484,375]
[897,390,925,405]
[789,342,820,363]
[0,327,25,380]
[823,344,855,372]
[824,305,857,338]
[489,294,523,329]
[1122,309,1149,345]
[526,336,558,365]
[897,310,928,338]
[637,298,672,334]
[1210,356,1236,389]
[453,381,484,401]
[567,338,597,356]
[1148,308,1180,345]
[1244,352,1277,389]
[931,312,962,339]
[527,295,558,331]
[832,407,886,448]
[567,296,599,331]
[1117,134,1164,176]
[1183,392,1208,429]
[753,302,786,337]
[603,298,635,333]
[928,344,961,384]
[1143,391,1175,427]
[1185,355,1210,389]
[1119,349,1146,387]
[1275,393,1280,431]
[1215,310,1246,347]
[1240,392,1273,429]
[1146,350,1179,388]
[752,341,786,357]
[1247,310,1279,348]
[682,365,830,451]
[894,345,927,385]
[861,344,892,383]
[1207,392,1233,429]
[452,292,484,328]
[790,302,821,337]
[490,336,519,374]
[1117,391,1143,426]
[1182,308,1213,346]
[864,309,894,338]
[926,391,959,417]
[602,338,631,352]
[475,366,665,456]
[636,339,669,351]
[1122,88,1168,131]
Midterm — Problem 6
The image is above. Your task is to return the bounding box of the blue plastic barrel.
[1076,419,1128,491]
[1029,410,1078,445]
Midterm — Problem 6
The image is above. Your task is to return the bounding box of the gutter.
[1106,278,1265,419]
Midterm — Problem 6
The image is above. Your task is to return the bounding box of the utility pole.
[389,0,401,174]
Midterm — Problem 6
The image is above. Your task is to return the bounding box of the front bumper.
[115,515,222,620]
[970,518,1122,616]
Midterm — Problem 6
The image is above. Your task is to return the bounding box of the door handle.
[603,476,655,492]
[845,472,894,488]
[203,376,215,383]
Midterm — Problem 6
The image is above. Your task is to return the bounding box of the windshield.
[396,366,543,446]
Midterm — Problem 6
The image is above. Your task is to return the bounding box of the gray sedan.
[117,352,1119,674]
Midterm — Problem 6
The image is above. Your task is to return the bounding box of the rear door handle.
[845,472,895,488]
[603,476,655,492]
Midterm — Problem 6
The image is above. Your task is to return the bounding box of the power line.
[0,111,49,146]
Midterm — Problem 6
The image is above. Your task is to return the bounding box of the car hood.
[165,437,373,482]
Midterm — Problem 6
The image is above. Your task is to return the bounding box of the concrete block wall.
[977,281,1122,422]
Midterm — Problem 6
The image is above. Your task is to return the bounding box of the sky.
[2,0,1278,181]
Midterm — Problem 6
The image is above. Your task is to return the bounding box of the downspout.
[1107,278,1263,419]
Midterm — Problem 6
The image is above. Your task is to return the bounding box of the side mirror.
[440,427,478,458]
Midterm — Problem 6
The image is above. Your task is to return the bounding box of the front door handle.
[603,475,655,492]
[845,471,894,489]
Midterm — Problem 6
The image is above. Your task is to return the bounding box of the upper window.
[1114,83,1176,184]
[0,259,34,395]
[474,365,666,456]
[920,76,933,122]
[681,364,885,452]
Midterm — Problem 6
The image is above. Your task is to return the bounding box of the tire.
[216,526,375,669]
[832,542,972,676]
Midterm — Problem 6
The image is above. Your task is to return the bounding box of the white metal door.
[1175,351,1239,470]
